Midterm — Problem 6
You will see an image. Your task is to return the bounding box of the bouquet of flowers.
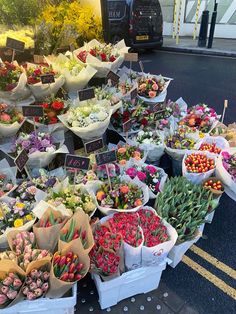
[165,131,197,161]
[94,176,149,215]
[0,199,35,246]
[126,164,167,198]
[26,63,65,100]
[10,231,36,255]
[116,145,146,167]
[0,59,30,103]
[47,244,89,298]
[74,39,129,77]
[95,86,121,107]
[47,180,96,216]
[179,104,220,133]
[183,152,216,184]
[0,251,17,263]
[137,74,171,103]
[0,159,16,198]
[216,149,236,201]
[18,249,51,271]
[131,130,164,162]
[194,136,229,154]
[0,268,24,308]
[12,182,42,204]
[211,123,236,147]
[32,169,59,192]
[32,97,69,132]
[15,131,68,168]
[59,99,112,141]
[110,100,151,134]
[0,103,24,137]
[22,265,50,300]
[45,52,97,96]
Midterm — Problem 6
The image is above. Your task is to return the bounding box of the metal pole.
[198,10,209,47]
[100,0,111,43]
[207,1,218,48]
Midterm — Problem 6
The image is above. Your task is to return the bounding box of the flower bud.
[0,294,7,305]
[30,269,38,279]
[29,282,37,290]
[6,289,18,300]
[36,278,42,287]
[41,282,49,292]
[22,286,29,295]
[42,272,50,281]
[59,272,69,281]
[13,278,22,288]
[3,277,13,286]
[1,286,9,294]
[34,288,43,298]
[59,256,66,267]
[27,291,36,300]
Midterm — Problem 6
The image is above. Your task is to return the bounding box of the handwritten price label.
[22,106,44,117]
[14,149,29,172]
[40,74,55,84]
[85,138,104,154]
[95,150,117,166]
[123,119,133,133]
[65,154,90,170]
[6,37,25,52]
[78,88,95,101]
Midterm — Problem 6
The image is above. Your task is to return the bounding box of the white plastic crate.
[168,224,205,268]
[205,211,215,224]
[92,260,167,310]
[0,284,77,314]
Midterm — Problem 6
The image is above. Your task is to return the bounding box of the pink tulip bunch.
[19,249,51,271]
[0,273,23,306]
[22,268,50,300]
[12,231,36,256]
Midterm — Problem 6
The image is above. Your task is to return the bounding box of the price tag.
[6,37,25,52]
[124,53,138,62]
[14,149,29,172]
[95,150,117,166]
[65,154,90,170]
[40,74,55,84]
[22,106,44,117]
[33,55,45,64]
[85,138,104,154]
[149,103,159,112]
[123,119,133,133]
[78,88,95,101]
[154,109,166,120]
[107,71,120,85]
[131,88,138,102]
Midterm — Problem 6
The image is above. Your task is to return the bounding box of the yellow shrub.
[36,0,103,54]
[0,27,34,49]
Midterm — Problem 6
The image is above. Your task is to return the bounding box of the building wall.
[80,0,101,16]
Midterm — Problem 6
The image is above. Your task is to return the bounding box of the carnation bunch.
[0,103,23,124]
[22,268,50,300]
[15,132,56,155]
[117,145,144,166]
[0,61,22,91]
[27,65,57,85]
[77,44,117,63]
[0,272,23,306]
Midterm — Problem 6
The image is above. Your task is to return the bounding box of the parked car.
[108,0,163,49]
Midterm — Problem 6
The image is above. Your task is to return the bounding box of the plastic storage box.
[92,260,167,309]
[0,284,77,314]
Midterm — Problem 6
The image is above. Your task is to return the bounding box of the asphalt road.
[77,51,236,314]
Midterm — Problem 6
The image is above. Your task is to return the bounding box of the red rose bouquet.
[27,65,57,85]
[0,61,23,92]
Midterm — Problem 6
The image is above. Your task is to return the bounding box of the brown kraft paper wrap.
[46,241,90,298]
[33,207,68,252]
[0,260,26,309]
[58,209,94,254]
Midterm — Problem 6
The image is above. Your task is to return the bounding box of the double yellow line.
[182,245,236,300]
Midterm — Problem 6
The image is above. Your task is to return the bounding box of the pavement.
[75,51,236,314]
[161,36,236,58]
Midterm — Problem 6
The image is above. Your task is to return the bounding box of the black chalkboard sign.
[78,88,95,101]
[14,149,29,172]
[65,154,90,170]
[6,37,25,52]
[40,74,55,84]
[95,150,117,166]
[22,106,44,117]
[154,109,166,120]
[149,103,160,112]
[131,88,138,101]
[107,71,119,85]
[123,119,133,133]
[85,138,104,154]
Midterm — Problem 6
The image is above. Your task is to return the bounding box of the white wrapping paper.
[194,136,230,153]
[74,39,129,78]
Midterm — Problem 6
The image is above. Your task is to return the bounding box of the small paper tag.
[107,71,120,85]
[6,37,25,52]
[123,119,133,133]
[124,53,138,62]
[65,154,90,170]
[33,55,45,64]
[14,149,29,172]
[40,74,55,84]
[78,88,95,101]
[22,106,44,117]
[85,138,104,154]
[95,150,117,166]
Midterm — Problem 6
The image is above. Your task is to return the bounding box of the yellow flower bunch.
[0,28,34,49]
[36,0,103,54]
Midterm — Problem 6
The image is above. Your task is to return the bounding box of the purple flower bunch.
[15,132,56,155]
[222,151,236,182]
[14,182,37,202]
[0,272,23,306]
[22,268,50,300]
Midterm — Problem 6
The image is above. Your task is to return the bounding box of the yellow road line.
[182,255,236,300]
[190,245,236,281]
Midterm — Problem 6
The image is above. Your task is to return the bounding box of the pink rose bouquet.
[138,76,166,99]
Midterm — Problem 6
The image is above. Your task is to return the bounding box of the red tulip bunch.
[60,219,87,248]
[184,153,215,173]
[53,251,85,282]
[199,143,221,154]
